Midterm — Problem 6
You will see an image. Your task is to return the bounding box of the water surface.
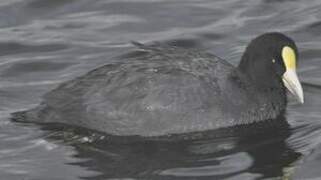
[1,0,321,179]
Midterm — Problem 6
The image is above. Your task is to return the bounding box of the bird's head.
[239,32,304,103]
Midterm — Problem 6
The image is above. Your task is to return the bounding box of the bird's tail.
[11,105,45,123]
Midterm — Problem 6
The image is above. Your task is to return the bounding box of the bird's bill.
[282,69,304,103]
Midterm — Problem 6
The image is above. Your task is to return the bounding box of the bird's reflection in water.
[38,115,301,180]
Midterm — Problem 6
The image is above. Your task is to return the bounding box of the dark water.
[1,0,321,179]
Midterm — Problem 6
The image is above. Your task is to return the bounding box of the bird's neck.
[237,58,287,108]
[231,68,287,125]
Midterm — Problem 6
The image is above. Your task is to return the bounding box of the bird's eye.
[272,59,276,63]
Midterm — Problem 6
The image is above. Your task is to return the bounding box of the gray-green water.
[1,0,321,179]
